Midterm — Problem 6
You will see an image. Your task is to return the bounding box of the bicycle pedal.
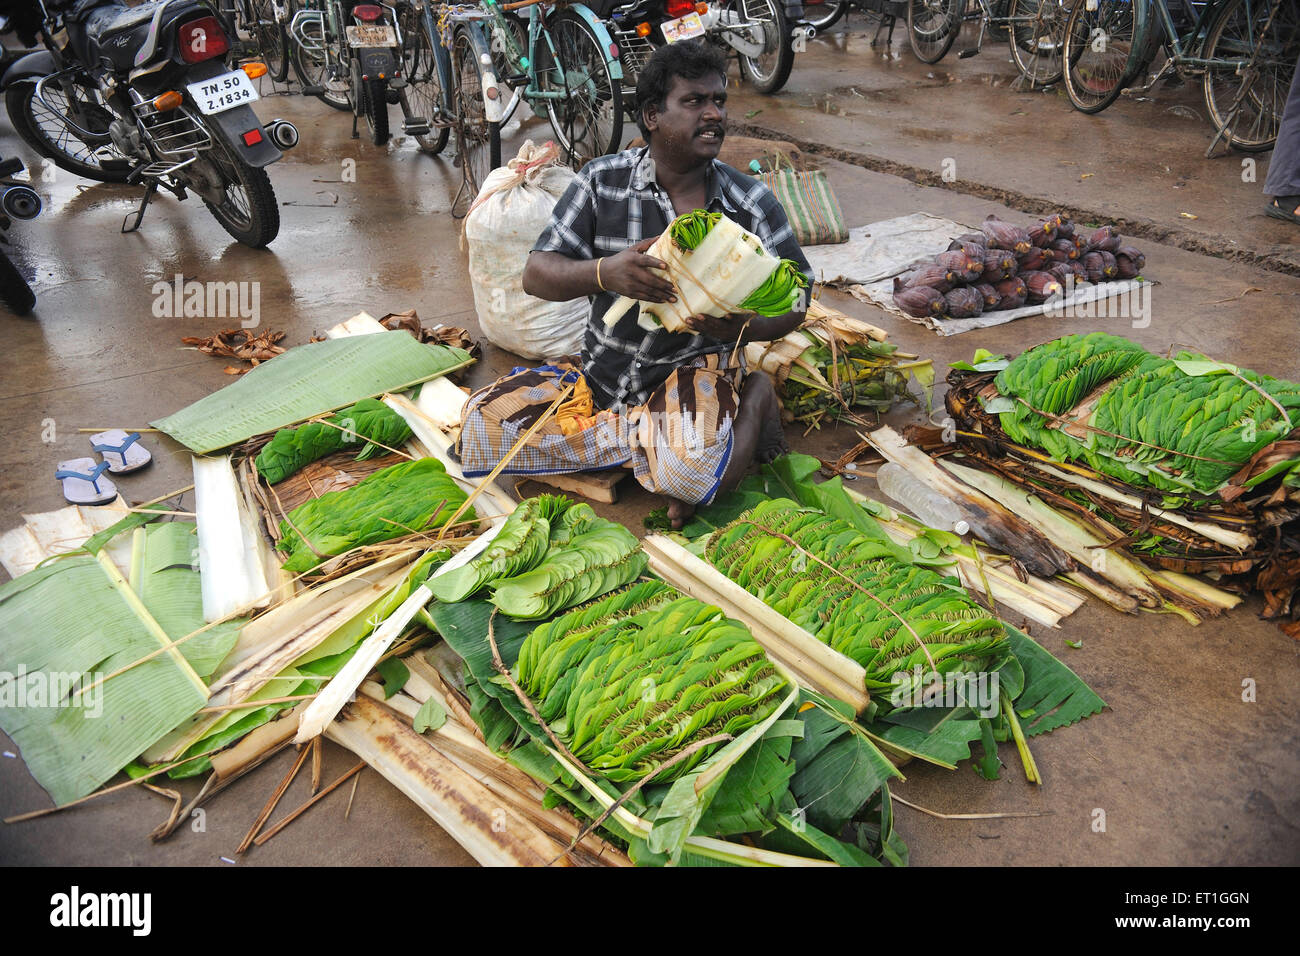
[957,48,979,59]
[403,121,431,136]
[389,77,407,90]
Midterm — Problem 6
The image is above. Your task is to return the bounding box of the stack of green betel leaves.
[942,333,1300,631]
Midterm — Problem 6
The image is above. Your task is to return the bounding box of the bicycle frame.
[1136,0,1259,73]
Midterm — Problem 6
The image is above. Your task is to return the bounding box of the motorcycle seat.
[75,2,157,70]
[585,0,638,21]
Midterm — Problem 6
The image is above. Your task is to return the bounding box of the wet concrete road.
[0,29,1297,867]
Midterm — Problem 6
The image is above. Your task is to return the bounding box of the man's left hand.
[684,313,755,341]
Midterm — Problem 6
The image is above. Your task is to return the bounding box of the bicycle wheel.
[397,4,451,154]
[1060,0,1141,113]
[538,9,623,167]
[1202,0,1300,152]
[291,7,353,110]
[452,26,501,198]
[251,0,291,82]
[908,0,961,64]
[1008,0,1067,86]
[803,0,847,32]
[4,78,133,184]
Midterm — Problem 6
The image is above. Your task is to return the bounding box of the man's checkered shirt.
[531,146,812,408]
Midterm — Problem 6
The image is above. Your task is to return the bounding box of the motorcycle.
[597,0,810,96]
[2,0,299,248]
[0,155,42,315]
[288,0,402,147]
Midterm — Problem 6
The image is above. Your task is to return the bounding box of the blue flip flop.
[90,428,152,474]
[56,457,118,506]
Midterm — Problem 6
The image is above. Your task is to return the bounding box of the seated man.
[461,40,811,528]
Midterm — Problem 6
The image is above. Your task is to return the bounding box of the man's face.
[645,72,727,165]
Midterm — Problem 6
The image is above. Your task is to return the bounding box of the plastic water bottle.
[875,463,971,535]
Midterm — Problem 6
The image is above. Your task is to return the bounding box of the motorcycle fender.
[566,7,624,82]
[357,47,396,78]
[204,105,283,168]
[1,51,57,89]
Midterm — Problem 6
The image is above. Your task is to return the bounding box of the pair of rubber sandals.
[55,429,153,506]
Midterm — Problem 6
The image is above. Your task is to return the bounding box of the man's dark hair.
[635,40,728,141]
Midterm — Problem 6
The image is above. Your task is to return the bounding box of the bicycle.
[907,0,1071,87]
[474,0,625,169]
[214,0,293,82]
[1060,0,1298,152]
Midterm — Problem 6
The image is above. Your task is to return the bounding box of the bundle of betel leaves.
[705,498,1008,693]
[605,209,808,334]
[254,398,413,484]
[978,333,1300,497]
[431,576,909,866]
[426,493,645,619]
[516,583,789,783]
[275,457,470,573]
[942,334,1300,626]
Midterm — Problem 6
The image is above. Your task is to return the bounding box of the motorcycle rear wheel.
[190,136,280,248]
[4,79,133,184]
[362,77,390,147]
[734,0,795,94]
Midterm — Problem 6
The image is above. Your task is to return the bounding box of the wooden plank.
[519,469,627,505]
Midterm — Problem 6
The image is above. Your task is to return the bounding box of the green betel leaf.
[152,332,472,454]
[413,696,447,734]
[1003,626,1106,736]
[870,707,985,769]
[375,657,410,698]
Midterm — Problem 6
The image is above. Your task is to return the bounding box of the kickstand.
[122,181,157,234]
[872,14,896,49]
[351,111,360,139]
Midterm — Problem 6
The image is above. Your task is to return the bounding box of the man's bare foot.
[667,497,696,530]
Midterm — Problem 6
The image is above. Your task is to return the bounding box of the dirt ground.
[1,19,1297,867]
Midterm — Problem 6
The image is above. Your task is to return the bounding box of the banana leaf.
[1000,626,1105,736]
[133,522,241,679]
[152,332,472,454]
[0,553,209,804]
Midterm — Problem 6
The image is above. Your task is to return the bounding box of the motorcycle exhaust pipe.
[264,120,299,150]
[2,185,41,221]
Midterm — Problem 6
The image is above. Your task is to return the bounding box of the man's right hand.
[600,236,677,304]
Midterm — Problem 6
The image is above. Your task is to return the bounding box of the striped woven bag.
[758,152,849,246]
